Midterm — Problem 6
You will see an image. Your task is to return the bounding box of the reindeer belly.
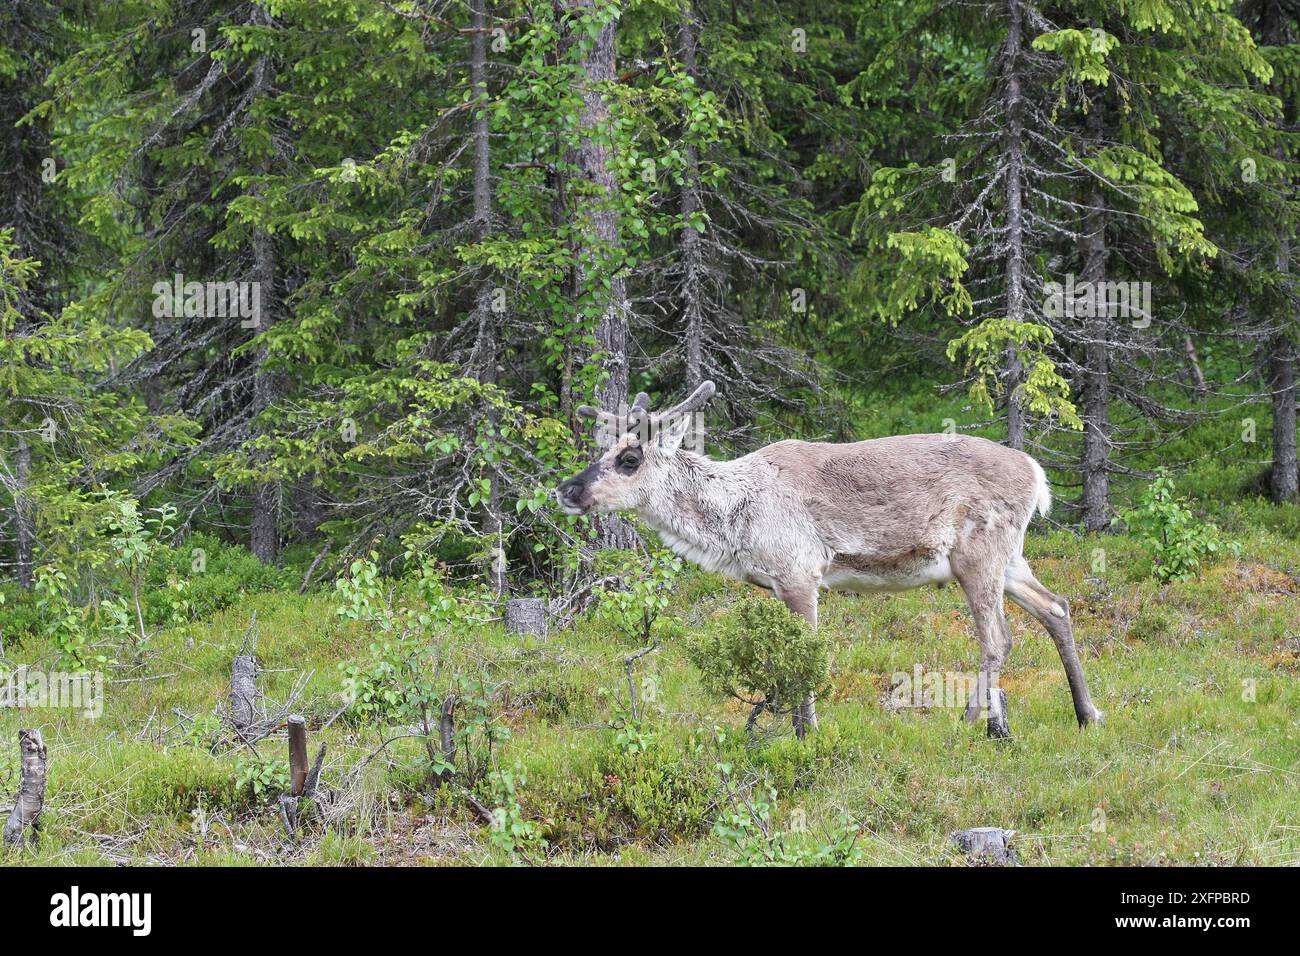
[824,550,955,593]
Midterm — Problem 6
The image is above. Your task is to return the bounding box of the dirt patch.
[828,669,876,702]
[1263,644,1300,674]
[999,668,1063,695]
[1230,563,1299,596]
[370,812,476,865]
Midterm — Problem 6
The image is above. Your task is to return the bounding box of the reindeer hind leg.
[1004,558,1101,728]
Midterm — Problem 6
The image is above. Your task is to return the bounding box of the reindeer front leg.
[774,580,820,739]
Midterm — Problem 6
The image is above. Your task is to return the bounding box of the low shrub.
[1117,470,1238,582]
[0,582,45,648]
[686,596,829,721]
[144,532,296,625]
[591,733,720,842]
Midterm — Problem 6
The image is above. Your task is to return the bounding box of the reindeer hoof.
[1078,705,1104,728]
[792,696,818,737]
[986,689,1010,739]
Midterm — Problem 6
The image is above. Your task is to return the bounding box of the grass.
[3,376,1298,866]
[2,520,1299,867]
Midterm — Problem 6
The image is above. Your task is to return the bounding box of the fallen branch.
[304,742,327,800]
[456,783,497,827]
[299,542,332,594]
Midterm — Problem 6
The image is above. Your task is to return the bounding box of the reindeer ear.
[657,413,693,453]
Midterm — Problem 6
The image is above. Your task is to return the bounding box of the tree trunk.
[249,477,279,564]
[290,476,326,539]
[567,0,637,550]
[680,4,704,391]
[1270,333,1297,502]
[13,437,33,589]
[1256,6,1297,501]
[570,2,630,414]
[1269,229,1297,501]
[1080,104,1111,532]
[1002,0,1027,451]
[6,82,43,589]
[1182,333,1207,401]
[554,162,576,424]
[468,0,507,594]
[249,7,281,564]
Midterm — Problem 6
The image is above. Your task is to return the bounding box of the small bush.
[592,734,719,841]
[754,721,857,794]
[713,782,862,866]
[145,532,295,625]
[686,596,828,718]
[1118,470,1239,582]
[592,547,683,647]
[0,583,43,647]
[484,764,547,861]
[234,753,291,809]
[0,528,296,660]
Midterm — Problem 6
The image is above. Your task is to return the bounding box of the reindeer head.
[555,381,716,515]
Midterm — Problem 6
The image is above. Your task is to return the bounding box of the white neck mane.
[634,452,752,577]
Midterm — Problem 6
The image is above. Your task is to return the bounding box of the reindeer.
[556,381,1102,739]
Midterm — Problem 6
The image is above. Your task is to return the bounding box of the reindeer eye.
[614,447,643,475]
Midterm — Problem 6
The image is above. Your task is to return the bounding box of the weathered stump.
[3,729,48,848]
[287,715,309,796]
[505,598,546,638]
[279,714,325,836]
[952,827,1017,865]
[229,655,260,732]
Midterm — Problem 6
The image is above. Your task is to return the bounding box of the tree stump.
[505,598,546,638]
[278,728,302,834]
[287,715,309,796]
[3,729,48,848]
[279,714,326,836]
[952,827,1017,865]
[229,655,260,732]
